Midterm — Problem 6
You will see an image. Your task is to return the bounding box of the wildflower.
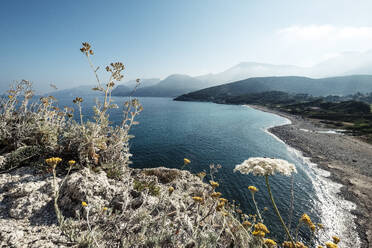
[82,201,88,207]
[317,223,324,229]
[8,95,13,99]
[248,185,258,193]
[332,236,340,244]
[264,239,277,247]
[295,242,308,248]
[68,160,76,166]
[254,223,269,234]
[310,223,316,232]
[300,213,313,226]
[282,241,292,248]
[103,207,108,211]
[45,157,62,168]
[325,242,338,248]
[192,196,203,203]
[318,246,324,248]
[242,221,252,227]
[209,180,219,188]
[234,157,297,176]
[216,203,224,211]
[196,171,206,180]
[72,97,83,104]
[211,192,222,198]
[252,230,265,237]
[283,241,308,248]
[181,158,191,170]
[219,198,228,204]
[168,186,174,195]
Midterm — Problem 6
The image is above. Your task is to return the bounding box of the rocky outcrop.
[0,167,70,247]
[0,166,249,248]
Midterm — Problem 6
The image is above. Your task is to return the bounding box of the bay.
[55,94,359,246]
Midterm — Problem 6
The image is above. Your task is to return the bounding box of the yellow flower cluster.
[168,186,174,194]
[264,238,277,247]
[8,95,13,99]
[325,242,338,248]
[192,196,203,203]
[252,222,269,237]
[81,201,88,207]
[209,180,219,188]
[248,185,258,193]
[45,157,62,167]
[184,158,191,164]
[300,213,316,232]
[254,223,269,234]
[211,192,222,198]
[252,230,266,237]
[68,160,76,166]
[242,221,252,227]
[283,241,308,248]
[332,236,340,244]
[196,171,206,180]
[216,198,227,211]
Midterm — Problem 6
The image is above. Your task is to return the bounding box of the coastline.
[248,104,372,248]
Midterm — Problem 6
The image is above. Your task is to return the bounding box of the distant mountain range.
[112,74,211,97]
[45,85,101,98]
[174,75,372,102]
[111,50,372,98]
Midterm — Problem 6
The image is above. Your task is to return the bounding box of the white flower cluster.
[234,157,297,176]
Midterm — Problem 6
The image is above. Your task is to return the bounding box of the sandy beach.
[249,105,372,248]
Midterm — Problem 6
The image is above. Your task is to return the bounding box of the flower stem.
[52,167,64,226]
[265,175,295,247]
[251,192,263,223]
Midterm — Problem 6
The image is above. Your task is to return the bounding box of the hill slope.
[174,75,372,102]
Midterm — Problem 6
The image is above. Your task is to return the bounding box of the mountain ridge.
[174,75,372,102]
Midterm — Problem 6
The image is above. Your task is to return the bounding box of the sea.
[54,94,360,247]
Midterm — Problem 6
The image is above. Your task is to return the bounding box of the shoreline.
[248,104,372,248]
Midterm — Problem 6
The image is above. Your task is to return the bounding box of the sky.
[1,0,372,92]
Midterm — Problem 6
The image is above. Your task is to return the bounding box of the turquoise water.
[55,95,359,246]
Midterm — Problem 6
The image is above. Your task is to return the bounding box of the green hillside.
[175,75,372,102]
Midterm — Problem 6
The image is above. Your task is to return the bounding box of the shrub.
[0,42,142,175]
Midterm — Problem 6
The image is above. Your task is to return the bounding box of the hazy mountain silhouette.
[112,74,206,97]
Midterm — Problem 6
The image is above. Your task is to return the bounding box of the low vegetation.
[0,43,342,247]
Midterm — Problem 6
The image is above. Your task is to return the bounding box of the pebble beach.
[249,105,372,248]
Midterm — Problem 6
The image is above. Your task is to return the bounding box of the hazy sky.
[1,0,372,92]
